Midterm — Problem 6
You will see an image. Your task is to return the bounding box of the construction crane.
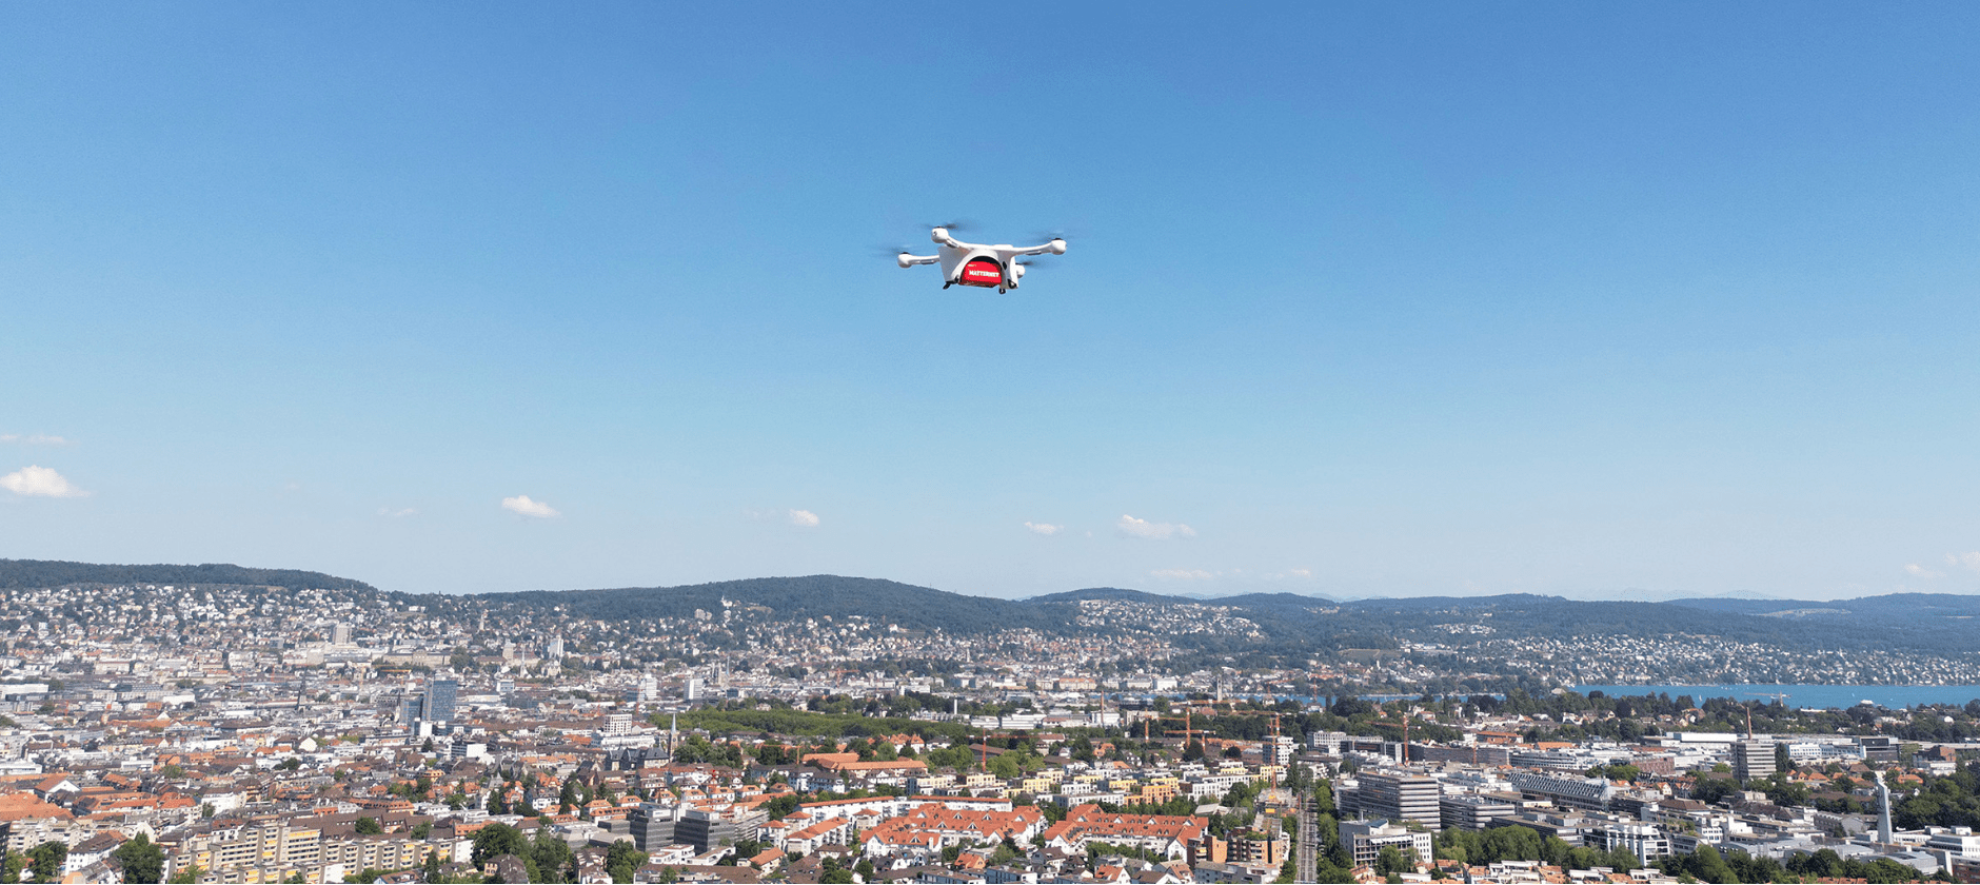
[1165,709,1212,748]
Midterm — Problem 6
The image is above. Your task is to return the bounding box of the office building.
[1356,772,1442,831]
[1307,731,1349,755]
[630,803,679,852]
[673,807,765,854]
[1732,740,1776,782]
[1338,819,1433,868]
[1509,771,1616,812]
[1592,821,1671,864]
[1440,795,1515,832]
[425,679,459,724]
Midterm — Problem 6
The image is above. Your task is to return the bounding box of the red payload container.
[959,258,1004,287]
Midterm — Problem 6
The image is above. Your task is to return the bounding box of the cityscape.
[8,3,1980,884]
[1,565,1978,883]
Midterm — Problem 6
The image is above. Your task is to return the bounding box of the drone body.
[896,227,1067,293]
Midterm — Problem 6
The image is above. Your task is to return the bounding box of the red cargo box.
[959,258,1004,287]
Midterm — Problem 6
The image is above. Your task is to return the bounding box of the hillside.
[0,558,377,593]
[468,575,1070,635]
[6,557,1979,663]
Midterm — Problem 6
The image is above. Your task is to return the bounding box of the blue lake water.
[1572,684,1980,710]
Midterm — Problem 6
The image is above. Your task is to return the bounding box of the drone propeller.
[871,244,916,258]
[922,219,972,233]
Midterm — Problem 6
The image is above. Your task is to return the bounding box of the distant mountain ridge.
[6,558,1979,660]
[0,558,377,593]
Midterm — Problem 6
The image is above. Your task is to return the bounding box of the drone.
[895,226,1067,293]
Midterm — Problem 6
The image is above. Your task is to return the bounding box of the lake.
[1571,684,1980,710]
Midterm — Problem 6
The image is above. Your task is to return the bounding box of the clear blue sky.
[4,3,1978,600]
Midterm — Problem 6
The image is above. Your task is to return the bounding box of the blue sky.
[4,3,1978,600]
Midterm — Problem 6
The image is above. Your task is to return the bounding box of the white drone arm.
[1005,238,1068,258]
[930,227,968,249]
[896,253,940,268]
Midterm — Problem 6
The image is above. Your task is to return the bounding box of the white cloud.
[1,434,69,445]
[1951,552,1980,573]
[501,495,560,518]
[1904,564,1942,579]
[788,509,820,527]
[1268,568,1314,579]
[1150,568,1216,580]
[378,507,418,518]
[1117,514,1196,540]
[1,465,88,498]
[1024,521,1062,536]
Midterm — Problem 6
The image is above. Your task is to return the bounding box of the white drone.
[895,226,1067,293]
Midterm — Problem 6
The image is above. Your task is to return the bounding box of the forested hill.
[466,575,1070,633]
[0,558,377,592]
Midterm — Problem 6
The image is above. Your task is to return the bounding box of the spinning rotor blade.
[922,219,973,233]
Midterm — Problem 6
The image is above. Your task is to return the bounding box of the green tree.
[472,823,529,865]
[354,817,383,835]
[2,851,25,885]
[604,842,646,884]
[530,828,575,883]
[411,821,433,840]
[1376,845,1411,877]
[114,833,166,884]
[167,864,203,884]
[27,841,67,884]
[818,855,855,884]
[989,753,1022,779]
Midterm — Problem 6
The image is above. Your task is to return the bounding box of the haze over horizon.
[6,4,1980,600]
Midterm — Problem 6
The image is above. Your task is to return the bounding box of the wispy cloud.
[1150,568,1216,580]
[1267,568,1314,580]
[501,495,560,518]
[1117,514,1195,540]
[1,465,88,498]
[1903,563,1941,579]
[1023,521,1062,536]
[378,507,418,519]
[1950,552,1980,573]
[0,434,70,445]
[788,509,820,527]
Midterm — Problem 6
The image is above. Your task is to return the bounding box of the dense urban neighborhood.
[2,569,1980,884]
